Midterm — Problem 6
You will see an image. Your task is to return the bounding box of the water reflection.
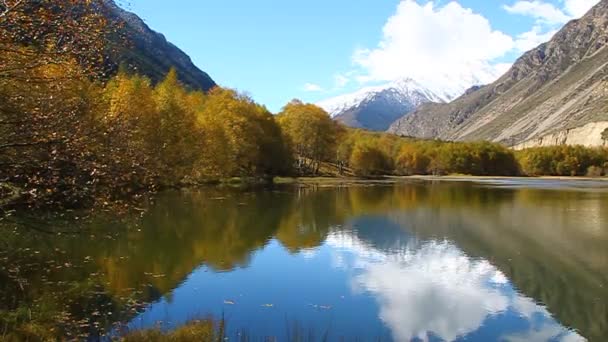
[328,227,582,341]
[0,180,606,340]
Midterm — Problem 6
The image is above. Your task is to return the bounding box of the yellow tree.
[196,88,289,179]
[100,72,161,189]
[349,141,390,177]
[396,143,430,175]
[0,0,124,206]
[0,0,121,80]
[277,100,339,175]
[152,69,202,184]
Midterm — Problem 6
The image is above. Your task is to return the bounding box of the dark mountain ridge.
[103,1,216,91]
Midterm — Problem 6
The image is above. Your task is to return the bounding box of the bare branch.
[0,140,65,150]
[0,0,24,19]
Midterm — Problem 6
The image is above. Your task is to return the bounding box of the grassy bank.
[120,320,223,342]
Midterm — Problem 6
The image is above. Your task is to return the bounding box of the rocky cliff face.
[513,121,608,149]
[389,0,608,146]
[103,1,216,91]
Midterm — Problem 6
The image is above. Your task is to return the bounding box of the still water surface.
[1,179,607,341]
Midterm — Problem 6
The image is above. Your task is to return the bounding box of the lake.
[1,179,606,341]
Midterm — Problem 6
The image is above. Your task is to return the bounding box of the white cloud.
[318,0,600,100]
[503,1,570,24]
[504,0,599,22]
[302,83,324,92]
[564,0,600,17]
[514,25,558,52]
[352,1,514,91]
[502,0,599,53]
[333,74,350,89]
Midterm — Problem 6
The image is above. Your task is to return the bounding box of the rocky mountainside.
[316,69,499,131]
[103,1,216,90]
[317,79,449,131]
[389,0,608,147]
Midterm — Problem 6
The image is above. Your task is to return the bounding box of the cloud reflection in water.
[326,229,585,342]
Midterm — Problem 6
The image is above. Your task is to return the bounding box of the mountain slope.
[317,79,450,131]
[389,0,608,147]
[317,69,500,131]
[104,1,216,91]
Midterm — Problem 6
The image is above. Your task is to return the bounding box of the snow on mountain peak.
[317,77,451,118]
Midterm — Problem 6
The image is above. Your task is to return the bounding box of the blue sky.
[124,0,599,112]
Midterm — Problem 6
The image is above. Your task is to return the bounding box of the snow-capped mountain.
[317,75,493,131]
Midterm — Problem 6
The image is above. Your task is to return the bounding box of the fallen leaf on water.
[308,304,332,310]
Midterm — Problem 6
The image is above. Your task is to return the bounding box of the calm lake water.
[1,179,607,341]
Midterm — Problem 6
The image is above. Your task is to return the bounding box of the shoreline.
[273,175,608,187]
[276,175,608,182]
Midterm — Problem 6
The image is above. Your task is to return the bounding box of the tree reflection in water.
[0,180,605,340]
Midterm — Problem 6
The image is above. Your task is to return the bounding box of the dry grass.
[120,320,223,342]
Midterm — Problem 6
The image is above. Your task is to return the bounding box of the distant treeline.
[1,62,608,209]
[334,130,608,178]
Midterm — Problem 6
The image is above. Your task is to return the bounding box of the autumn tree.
[0,0,125,206]
[516,145,607,176]
[349,142,390,177]
[196,88,290,179]
[99,71,160,190]
[148,69,202,184]
[396,144,430,175]
[0,0,122,79]
[277,101,339,175]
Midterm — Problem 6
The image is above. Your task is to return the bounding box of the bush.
[517,146,608,176]
[396,144,431,175]
[350,142,390,177]
[586,166,604,177]
[427,141,519,176]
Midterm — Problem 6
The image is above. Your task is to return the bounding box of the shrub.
[350,143,390,177]
[396,144,430,175]
[517,146,608,176]
[587,166,604,177]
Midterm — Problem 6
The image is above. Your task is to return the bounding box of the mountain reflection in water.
[0,180,605,341]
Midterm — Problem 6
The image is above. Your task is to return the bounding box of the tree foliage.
[1,1,606,209]
[196,88,290,178]
[349,142,391,177]
[0,0,122,80]
[277,101,339,175]
[516,146,608,176]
